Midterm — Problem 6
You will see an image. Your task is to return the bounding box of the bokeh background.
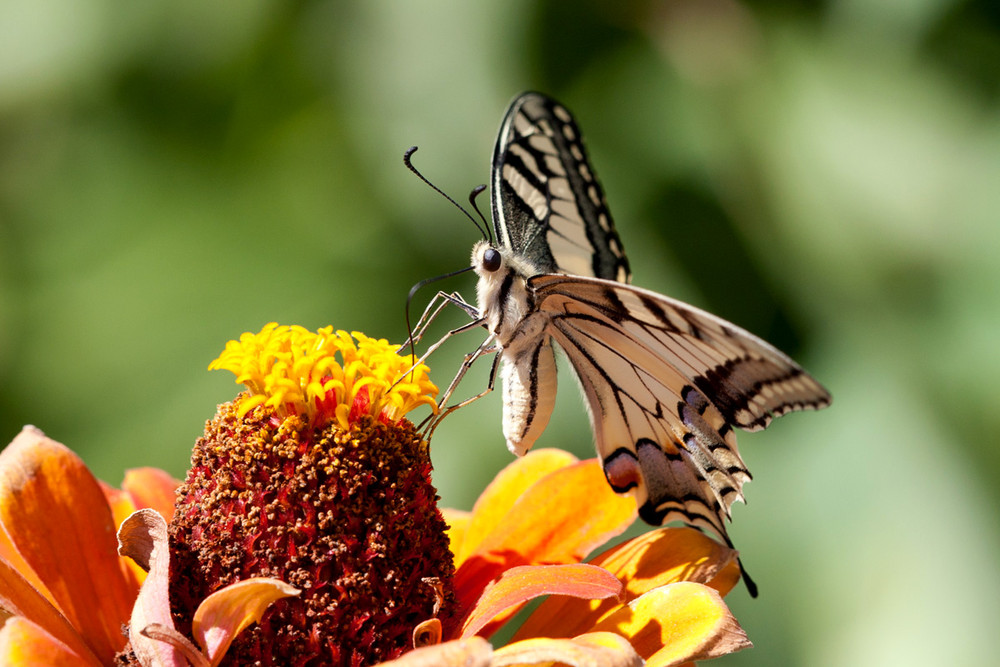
[2,1,998,665]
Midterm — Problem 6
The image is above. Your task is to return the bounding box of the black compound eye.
[483,248,502,272]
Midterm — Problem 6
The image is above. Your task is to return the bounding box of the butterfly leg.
[404,290,481,349]
[418,336,501,439]
[394,292,487,392]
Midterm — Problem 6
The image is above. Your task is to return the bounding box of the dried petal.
[377,636,492,667]
[118,509,187,667]
[191,578,300,666]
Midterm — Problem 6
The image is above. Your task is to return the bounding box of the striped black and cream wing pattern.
[528,273,831,543]
[474,91,831,569]
[491,92,630,283]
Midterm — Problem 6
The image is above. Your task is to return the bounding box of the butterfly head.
[471,240,541,339]
[471,240,542,283]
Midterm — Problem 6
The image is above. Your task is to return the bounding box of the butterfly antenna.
[467,184,492,243]
[404,146,491,240]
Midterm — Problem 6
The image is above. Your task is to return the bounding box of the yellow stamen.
[209,323,437,427]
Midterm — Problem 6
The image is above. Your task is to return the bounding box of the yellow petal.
[590,582,751,665]
[0,427,136,664]
[192,578,300,667]
[457,449,578,566]
[514,527,739,641]
[491,631,641,667]
[0,616,97,667]
[0,558,102,666]
[440,508,471,560]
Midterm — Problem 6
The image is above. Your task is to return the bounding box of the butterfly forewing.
[491,93,630,282]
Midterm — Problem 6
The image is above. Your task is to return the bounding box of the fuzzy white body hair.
[472,240,558,455]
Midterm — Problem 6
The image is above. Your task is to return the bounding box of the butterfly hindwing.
[491,92,630,282]
[529,273,830,542]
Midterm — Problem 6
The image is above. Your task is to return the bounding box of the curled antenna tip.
[403,146,490,240]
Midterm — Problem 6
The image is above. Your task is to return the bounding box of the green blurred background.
[2,0,998,664]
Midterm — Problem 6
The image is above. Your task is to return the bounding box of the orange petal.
[590,582,751,665]
[0,427,137,663]
[491,631,641,667]
[192,578,300,667]
[0,557,102,666]
[514,527,739,641]
[118,509,188,667]
[122,468,180,523]
[0,517,54,609]
[102,483,147,589]
[459,564,621,639]
[455,459,635,611]
[440,508,471,558]
[0,616,97,667]
[456,449,579,566]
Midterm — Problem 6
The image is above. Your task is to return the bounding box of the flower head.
[163,323,454,666]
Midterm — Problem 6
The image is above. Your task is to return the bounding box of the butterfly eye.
[483,248,502,272]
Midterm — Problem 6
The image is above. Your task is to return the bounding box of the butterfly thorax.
[472,240,550,349]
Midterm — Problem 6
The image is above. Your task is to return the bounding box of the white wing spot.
[553,105,572,123]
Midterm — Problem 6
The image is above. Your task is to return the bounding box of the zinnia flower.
[0,321,753,666]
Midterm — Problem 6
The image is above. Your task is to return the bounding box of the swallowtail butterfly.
[428,92,831,592]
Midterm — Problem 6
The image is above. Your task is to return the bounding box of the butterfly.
[420,92,831,594]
